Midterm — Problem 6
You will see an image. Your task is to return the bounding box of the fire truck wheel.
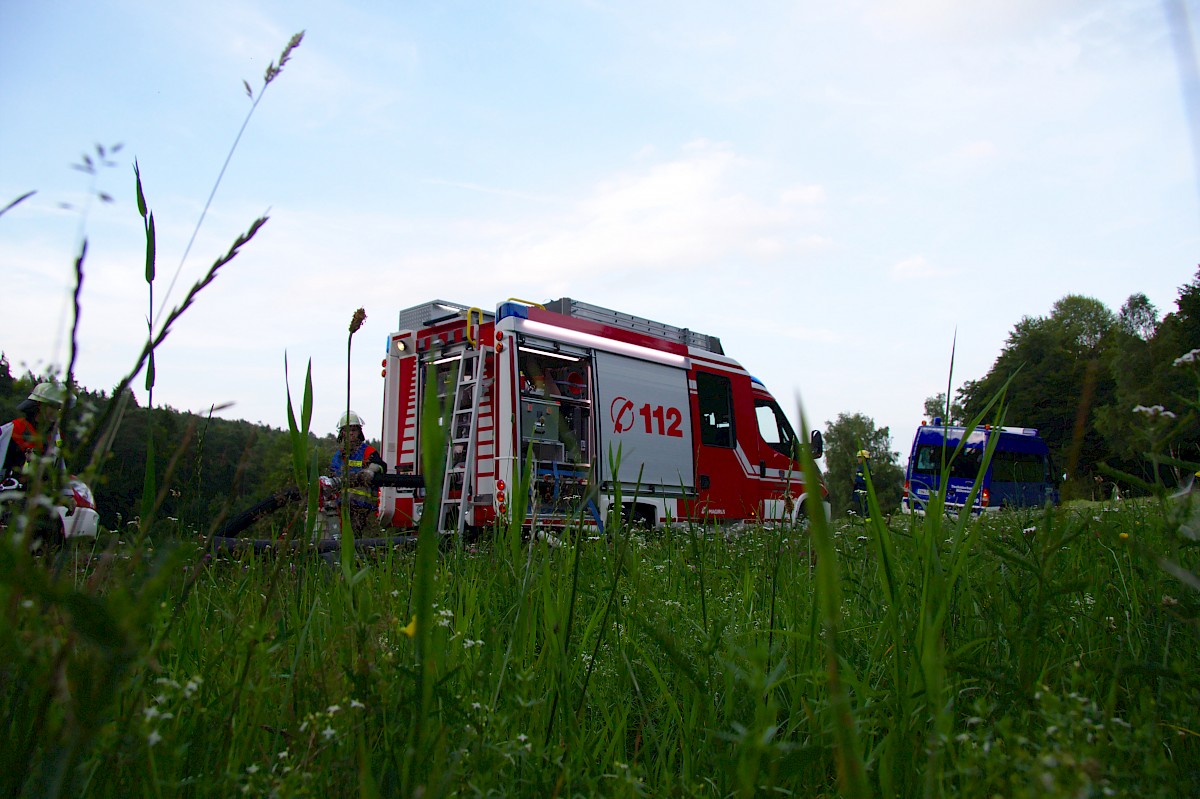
[618,502,655,531]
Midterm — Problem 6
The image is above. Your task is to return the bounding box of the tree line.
[0,357,340,532]
[9,268,1200,527]
[822,269,1200,516]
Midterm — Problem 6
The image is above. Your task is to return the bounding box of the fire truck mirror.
[810,430,824,459]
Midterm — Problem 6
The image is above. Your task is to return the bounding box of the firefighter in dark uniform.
[330,411,386,535]
[853,449,870,518]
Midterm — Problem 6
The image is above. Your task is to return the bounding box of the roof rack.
[397,297,724,355]
[397,300,494,331]
[543,297,724,355]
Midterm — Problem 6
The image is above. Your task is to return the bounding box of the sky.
[2,0,1198,467]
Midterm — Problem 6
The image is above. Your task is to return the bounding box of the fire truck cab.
[379,298,827,533]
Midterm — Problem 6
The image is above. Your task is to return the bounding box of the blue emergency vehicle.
[903,420,1058,514]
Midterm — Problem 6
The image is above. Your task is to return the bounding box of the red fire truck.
[378,298,827,534]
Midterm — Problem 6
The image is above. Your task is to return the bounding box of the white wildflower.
[327,704,341,714]
[246,764,259,774]
[1132,404,1177,419]
[1173,348,1200,366]
[322,726,336,740]
[147,729,162,747]
[143,706,161,721]
[350,699,365,709]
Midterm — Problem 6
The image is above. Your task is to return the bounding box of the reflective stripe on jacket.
[331,443,380,506]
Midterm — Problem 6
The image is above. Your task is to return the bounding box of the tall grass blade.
[799,410,869,799]
[407,363,447,791]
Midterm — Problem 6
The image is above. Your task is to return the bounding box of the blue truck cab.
[903,420,1058,514]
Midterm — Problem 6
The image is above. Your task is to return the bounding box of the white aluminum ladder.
[439,348,484,537]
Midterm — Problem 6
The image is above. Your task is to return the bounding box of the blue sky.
[2,0,1197,464]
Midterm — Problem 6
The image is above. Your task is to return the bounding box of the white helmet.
[18,381,69,413]
[337,410,365,433]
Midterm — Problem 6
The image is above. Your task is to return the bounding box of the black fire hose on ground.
[209,473,426,555]
[208,534,421,554]
[213,487,303,538]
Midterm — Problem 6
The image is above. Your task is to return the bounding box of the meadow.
[4,31,1197,797]
[4,493,1198,798]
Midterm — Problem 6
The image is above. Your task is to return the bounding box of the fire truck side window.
[754,399,797,456]
[697,372,734,448]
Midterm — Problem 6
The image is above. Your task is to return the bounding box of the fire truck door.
[593,351,694,494]
[689,370,749,519]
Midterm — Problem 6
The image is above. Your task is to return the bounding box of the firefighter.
[1,381,68,482]
[853,449,870,518]
[330,411,386,535]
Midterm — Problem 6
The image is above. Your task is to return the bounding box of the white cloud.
[252,139,828,287]
[955,140,998,161]
[891,255,955,281]
[862,0,1097,46]
[781,184,826,205]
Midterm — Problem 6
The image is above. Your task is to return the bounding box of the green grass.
[4,498,1197,797]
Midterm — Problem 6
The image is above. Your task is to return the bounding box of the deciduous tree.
[822,412,904,517]
[958,295,1118,497]
[923,392,965,425]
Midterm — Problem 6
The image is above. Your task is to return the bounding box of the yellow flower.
[400,615,417,638]
[1119,532,1129,541]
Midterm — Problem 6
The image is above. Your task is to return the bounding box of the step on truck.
[378,298,828,535]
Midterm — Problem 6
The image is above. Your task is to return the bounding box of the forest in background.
[817,269,1200,516]
[6,269,1200,528]
[0,360,341,531]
